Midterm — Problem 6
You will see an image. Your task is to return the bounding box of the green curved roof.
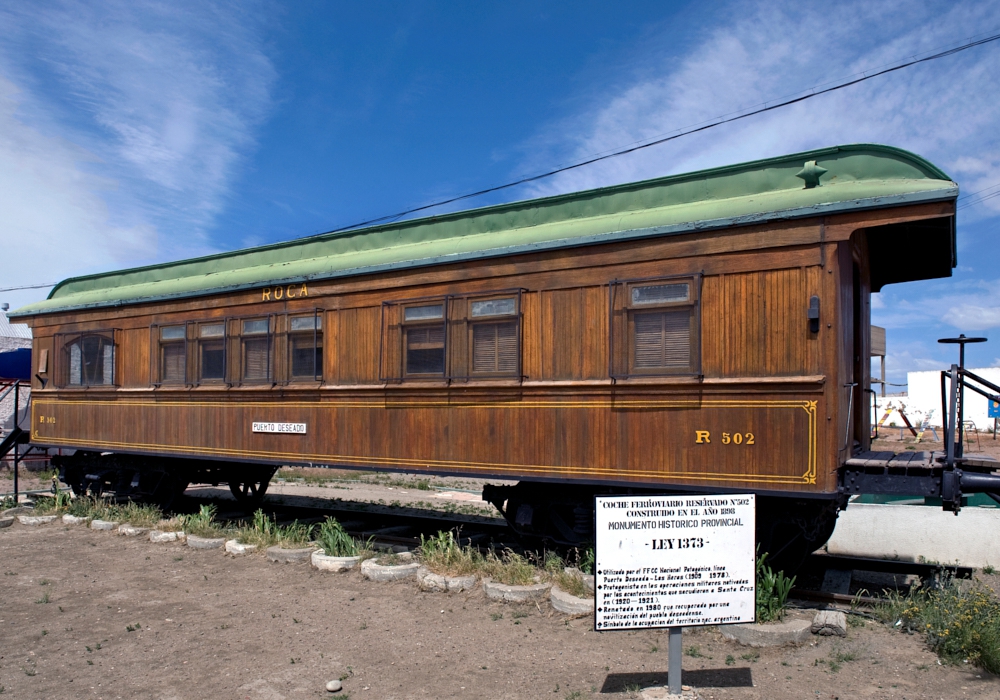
[12,143,957,318]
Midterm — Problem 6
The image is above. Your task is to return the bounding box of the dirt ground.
[1,522,998,700]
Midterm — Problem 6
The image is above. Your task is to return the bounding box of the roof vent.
[796,160,828,189]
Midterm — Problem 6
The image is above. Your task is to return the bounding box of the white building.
[906,367,1000,430]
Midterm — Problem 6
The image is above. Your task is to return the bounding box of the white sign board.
[252,422,307,434]
[594,494,756,630]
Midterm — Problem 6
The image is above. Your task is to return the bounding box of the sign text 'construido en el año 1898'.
[594,494,755,630]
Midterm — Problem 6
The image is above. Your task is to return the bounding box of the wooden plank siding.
[23,204,948,497]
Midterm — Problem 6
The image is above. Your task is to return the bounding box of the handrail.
[941,366,1000,465]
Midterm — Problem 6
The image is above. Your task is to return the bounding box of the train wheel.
[228,468,277,507]
[756,497,841,574]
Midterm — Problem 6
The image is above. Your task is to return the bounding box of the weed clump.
[181,504,224,538]
[316,517,370,557]
[419,530,482,576]
[29,490,73,515]
[756,550,795,622]
[874,575,1000,673]
[235,509,312,548]
[482,549,536,586]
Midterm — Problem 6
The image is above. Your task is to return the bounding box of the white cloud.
[0,1,276,311]
[945,305,1000,329]
[521,0,1000,202]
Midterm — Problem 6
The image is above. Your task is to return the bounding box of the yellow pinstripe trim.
[32,397,818,485]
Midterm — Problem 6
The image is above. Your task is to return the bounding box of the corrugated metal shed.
[10,143,958,318]
[0,313,31,349]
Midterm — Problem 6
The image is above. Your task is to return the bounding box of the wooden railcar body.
[12,145,958,550]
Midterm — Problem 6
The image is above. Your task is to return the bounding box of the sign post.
[595,494,756,696]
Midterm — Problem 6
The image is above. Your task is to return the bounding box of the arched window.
[61,333,115,386]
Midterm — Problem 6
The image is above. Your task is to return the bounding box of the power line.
[309,30,1000,238]
[0,283,56,293]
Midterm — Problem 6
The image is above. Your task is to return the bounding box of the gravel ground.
[1,521,999,699]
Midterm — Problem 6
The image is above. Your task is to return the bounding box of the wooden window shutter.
[244,338,270,380]
[472,321,517,373]
[634,310,691,369]
[162,344,185,382]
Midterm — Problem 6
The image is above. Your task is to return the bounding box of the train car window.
[610,276,700,378]
[469,297,519,375]
[403,304,446,376]
[198,322,226,382]
[289,314,322,380]
[241,318,272,381]
[159,325,187,383]
[60,332,115,387]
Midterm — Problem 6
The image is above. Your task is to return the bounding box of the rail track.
[181,485,522,553]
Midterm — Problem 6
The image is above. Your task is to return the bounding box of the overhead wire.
[0,283,56,293]
[307,30,1000,238]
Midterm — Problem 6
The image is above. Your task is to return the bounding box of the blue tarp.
[0,348,31,380]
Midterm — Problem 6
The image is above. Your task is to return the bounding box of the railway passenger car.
[9,144,968,569]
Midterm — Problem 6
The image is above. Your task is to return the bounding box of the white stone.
[720,618,812,647]
[482,578,551,603]
[186,535,225,549]
[311,550,360,572]
[361,558,420,582]
[62,514,88,525]
[550,585,594,615]
[118,524,149,537]
[266,546,317,563]
[225,540,258,555]
[416,565,477,592]
[149,530,181,543]
[325,679,343,693]
[16,514,58,526]
[811,610,848,637]
[90,519,119,531]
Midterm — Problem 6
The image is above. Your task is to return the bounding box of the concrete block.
[17,514,58,526]
[225,540,257,555]
[641,685,700,699]
[1,506,35,517]
[266,546,317,563]
[62,514,88,525]
[149,530,183,543]
[361,558,420,582]
[827,502,1000,568]
[90,519,119,531]
[482,578,551,603]
[186,535,225,549]
[720,618,812,647]
[0,516,13,529]
[550,585,594,615]
[118,524,149,537]
[811,610,848,637]
[416,565,477,592]
[311,550,360,572]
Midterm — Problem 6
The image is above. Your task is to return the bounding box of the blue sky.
[2,0,1000,385]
